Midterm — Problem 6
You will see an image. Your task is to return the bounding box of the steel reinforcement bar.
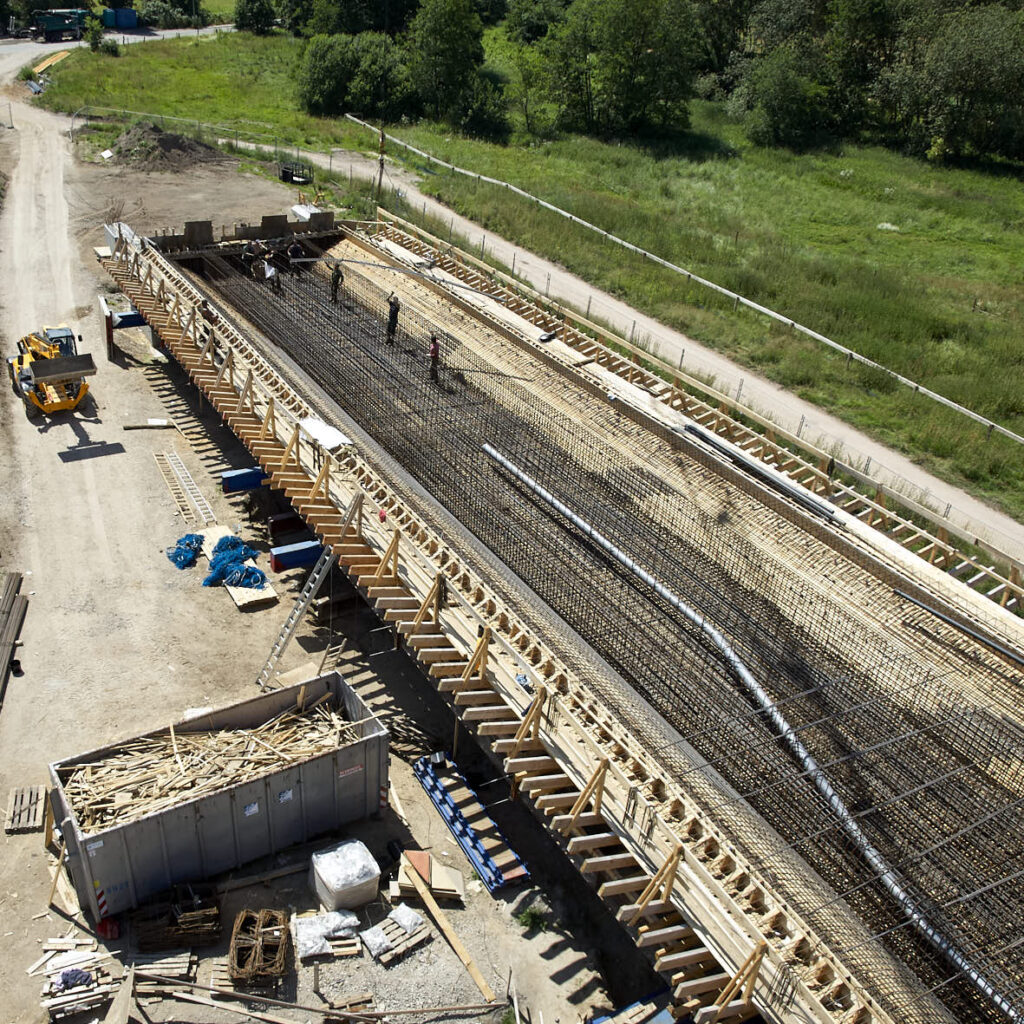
[364,211,1024,616]
[101,229,918,1024]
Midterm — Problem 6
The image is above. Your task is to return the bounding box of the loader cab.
[43,327,78,358]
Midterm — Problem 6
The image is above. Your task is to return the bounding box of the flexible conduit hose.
[482,442,1018,1022]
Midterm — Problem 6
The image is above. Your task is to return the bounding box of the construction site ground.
[0,105,649,1023]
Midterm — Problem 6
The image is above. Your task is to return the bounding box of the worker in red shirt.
[429,334,440,382]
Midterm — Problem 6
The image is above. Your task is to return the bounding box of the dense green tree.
[306,0,373,35]
[475,0,507,22]
[878,4,1024,159]
[302,0,416,35]
[276,0,313,34]
[743,42,830,147]
[506,40,547,132]
[748,0,827,49]
[505,0,566,43]
[297,33,357,114]
[235,0,276,33]
[824,0,896,131]
[547,0,700,133]
[407,0,484,118]
[694,0,755,75]
[347,31,415,119]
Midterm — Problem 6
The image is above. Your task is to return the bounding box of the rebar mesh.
[181,245,1024,1023]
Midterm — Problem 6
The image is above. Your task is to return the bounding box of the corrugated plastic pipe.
[483,442,1018,1022]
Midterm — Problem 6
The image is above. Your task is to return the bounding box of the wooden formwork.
[100,232,911,1024]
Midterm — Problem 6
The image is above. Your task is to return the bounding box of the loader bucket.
[27,353,97,387]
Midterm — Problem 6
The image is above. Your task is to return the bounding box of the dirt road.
[0,79,630,1022]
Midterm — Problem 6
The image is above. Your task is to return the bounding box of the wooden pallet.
[327,936,362,958]
[209,957,280,999]
[41,965,117,1019]
[133,949,197,993]
[376,916,432,965]
[5,785,46,833]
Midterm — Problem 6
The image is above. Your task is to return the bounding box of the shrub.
[137,0,211,28]
[743,45,831,150]
[515,906,547,931]
[234,0,275,34]
[85,15,104,51]
[99,37,121,56]
[455,72,509,140]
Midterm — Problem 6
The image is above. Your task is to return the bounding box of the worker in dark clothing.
[429,333,440,382]
[386,293,400,344]
[287,240,304,277]
[330,262,343,304]
[241,239,259,276]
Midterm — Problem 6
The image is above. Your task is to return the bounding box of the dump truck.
[31,8,88,41]
[7,325,97,418]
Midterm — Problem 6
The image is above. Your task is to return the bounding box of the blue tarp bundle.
[202,535,265,589]
[166,533,205,569]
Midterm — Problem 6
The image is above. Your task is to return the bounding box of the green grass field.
[38,31,1024,521]
[204,0,236,21]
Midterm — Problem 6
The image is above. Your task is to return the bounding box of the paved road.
[4,33,1019,557]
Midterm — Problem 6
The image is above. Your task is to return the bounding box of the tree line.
[199,0,1024,162]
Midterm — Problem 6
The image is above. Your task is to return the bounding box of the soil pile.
[113,122,223,170]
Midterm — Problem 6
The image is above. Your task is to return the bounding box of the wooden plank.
[399,854,495,1002]
[102,965,134,1024]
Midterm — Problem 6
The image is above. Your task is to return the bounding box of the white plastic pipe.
[483,442,1018,1022]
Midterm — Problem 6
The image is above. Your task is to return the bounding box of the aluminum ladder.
[164,451,216,525]
[255,545,337,689]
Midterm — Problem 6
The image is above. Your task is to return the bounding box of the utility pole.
[375,128,386,202]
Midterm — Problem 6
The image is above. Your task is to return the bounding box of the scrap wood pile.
[31,938,117,1019]
[133,950,199,1002]
[59,695,358,833]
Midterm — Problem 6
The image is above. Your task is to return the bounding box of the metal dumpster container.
[49,672,388,921]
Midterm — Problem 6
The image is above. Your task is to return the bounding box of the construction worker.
[386,293,400,344]
[330,262,343,304]
[241,239,259,276]
[287,240,304,277]
[198,300,219,340]
[264,256,281,294]
[429,333,440,382]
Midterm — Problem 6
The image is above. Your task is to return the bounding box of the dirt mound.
[113,122,224,170]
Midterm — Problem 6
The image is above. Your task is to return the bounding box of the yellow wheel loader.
[6,326,97,419]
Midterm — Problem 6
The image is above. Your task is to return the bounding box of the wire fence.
[343,113,1024,451]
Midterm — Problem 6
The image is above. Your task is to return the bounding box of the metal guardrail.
[343,113,1024,451]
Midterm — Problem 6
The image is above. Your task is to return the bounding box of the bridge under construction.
[101,211,1024,1024]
